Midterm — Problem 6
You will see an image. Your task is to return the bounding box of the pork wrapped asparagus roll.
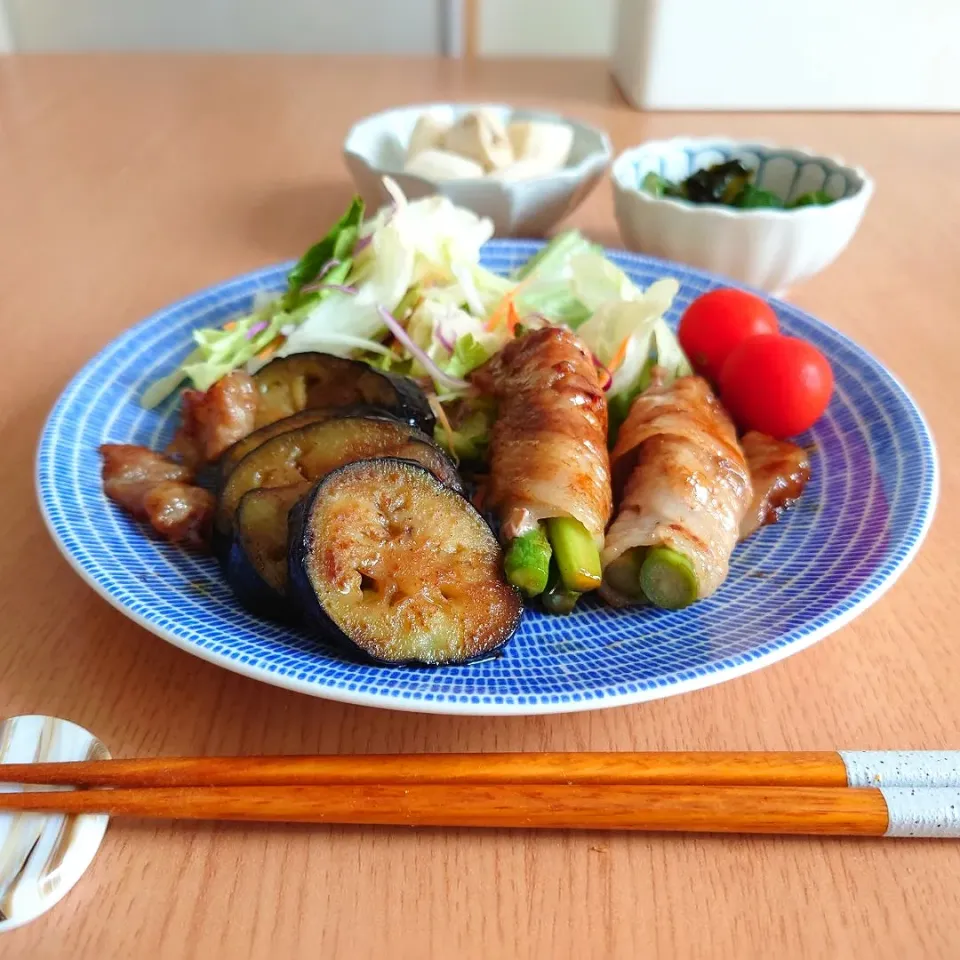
[601,374,752,609]
[471,327,612,600]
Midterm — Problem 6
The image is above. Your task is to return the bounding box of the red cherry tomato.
[719,334,833,438]
[678,288,779,383]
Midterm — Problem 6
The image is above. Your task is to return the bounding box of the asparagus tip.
[545,517,602,593]
[640,547,698,610]
[503,526,552,598]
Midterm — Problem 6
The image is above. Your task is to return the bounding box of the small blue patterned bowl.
[612,137,874,293]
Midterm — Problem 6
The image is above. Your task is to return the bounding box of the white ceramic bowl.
[344,103,612,237]
[611,138,874,292]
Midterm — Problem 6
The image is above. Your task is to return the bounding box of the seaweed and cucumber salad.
[642,159,836,210]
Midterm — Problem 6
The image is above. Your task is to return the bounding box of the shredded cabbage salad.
[143,178,691,449]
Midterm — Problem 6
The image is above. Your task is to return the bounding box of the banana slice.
[443,110,514,172]
[403,149,485,181]
[507,121,574,173]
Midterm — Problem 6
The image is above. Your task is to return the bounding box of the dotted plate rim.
[35,241,939,716]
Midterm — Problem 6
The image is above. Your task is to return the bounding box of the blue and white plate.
[36,241,938,716]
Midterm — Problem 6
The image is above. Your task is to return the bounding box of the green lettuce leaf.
[283,197,364,310]
[445,333,491,379]
[513,230,599,282]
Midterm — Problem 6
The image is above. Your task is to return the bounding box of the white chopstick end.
[882,787,960,838]
[839,750,960,788]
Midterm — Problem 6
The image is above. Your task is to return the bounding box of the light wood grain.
[0,751,850,788]
[0,785,891,836]
[0,55,959,960]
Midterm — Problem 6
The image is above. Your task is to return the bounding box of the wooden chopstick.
[0,751,864,789]
[0,784,895,835]
[2,751,958,790]
[4,753,957,835]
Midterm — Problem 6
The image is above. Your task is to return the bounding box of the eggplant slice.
[289,458,523,665]
[224,485,304,619]
[253,353,434,432]
[218,404,399,484]
[214,415,460,552]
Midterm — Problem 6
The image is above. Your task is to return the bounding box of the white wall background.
[1,0,445,53]
[0,1,12,52]
[0,0,620,56]
[2,0,957,109]
[480,0,614,58]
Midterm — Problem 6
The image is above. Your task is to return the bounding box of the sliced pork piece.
[601,375,752,608]
[100,444,213,548]
[168,370,257,466]
[739,431,811,539]
[100,444,195,517]
[142,481,215,548]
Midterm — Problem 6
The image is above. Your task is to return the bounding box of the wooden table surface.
[1,55,959,960]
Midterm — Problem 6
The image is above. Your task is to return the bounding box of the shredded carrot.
[594,362,612,391]
[485,277,534,332]
[486,294,518,333]
[223,321,238,331]
[607,334,632,374]
[484,299,509,332]
[255,335,285,361]
[506,301,521,334]
[428,395,459,465]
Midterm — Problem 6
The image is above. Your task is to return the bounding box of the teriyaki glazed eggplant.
[217,413,461,621]
[252,352,435,432]
[223,485,305,620]
[289,458,523,665]
[214,414,459,546]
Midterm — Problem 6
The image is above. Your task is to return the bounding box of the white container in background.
[612,0,960,111]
